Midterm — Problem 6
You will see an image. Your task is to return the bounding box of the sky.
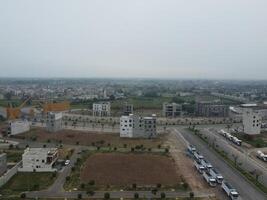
[0,0,267,79]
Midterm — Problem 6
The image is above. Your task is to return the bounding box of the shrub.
[134,192,139,199]
[104,192,110,199]
[89,180,95,185]
[189,191,194,199]
[20,193,26,198]
[66,176,70,181]
[87,190,95,196]
[78,193,82,199]
[160,192,166,199]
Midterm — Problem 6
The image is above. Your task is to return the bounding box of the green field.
[0,172,57,195]
[111,96,195,110]
[1,149,24,163]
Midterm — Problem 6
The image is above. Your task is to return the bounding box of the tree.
[132,183,137,189]
[20,193,26,198]
[189,191,194,199]
[104,192,110,199]
[160,192,166,199]
[89,180,95,185]
[77,193,82,199]
[134,193,139,199]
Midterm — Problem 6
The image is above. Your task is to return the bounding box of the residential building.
[46,112,63,132]
[123,103,133,115]
[162,102,182,117]
[19,148,58,172]
[93,102,111,117]
[0,153,7,176]
[8,120,30,135]
[195,101,229,117]
[120,114,157,138]
[242,109,262,135]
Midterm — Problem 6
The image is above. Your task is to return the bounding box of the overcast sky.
[0,0,267,79]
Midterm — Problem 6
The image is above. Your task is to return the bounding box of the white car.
[65,160,70,166]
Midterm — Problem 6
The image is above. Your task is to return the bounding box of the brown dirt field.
[80,153,180,186]
[16,128,165,148]
[165,132,209,191]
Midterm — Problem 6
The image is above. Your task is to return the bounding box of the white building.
[8,120,30,135]
[242,109,262,135]
[162,102,182,118]
[93,102,111,117]
[19,148,58,172]
[46,112,63,132]
[120,114,157,138]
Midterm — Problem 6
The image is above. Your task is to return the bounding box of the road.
[175,127,267,200]
[202,127,267,185]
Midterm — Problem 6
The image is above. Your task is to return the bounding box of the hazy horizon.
[1,0,267,79]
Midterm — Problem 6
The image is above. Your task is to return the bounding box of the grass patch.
[0,172,57,195]
[0,149,23,163]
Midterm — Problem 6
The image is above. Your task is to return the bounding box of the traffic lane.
[177,128,266,200]
[203,128,267,185]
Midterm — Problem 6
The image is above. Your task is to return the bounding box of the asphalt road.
[176,127,267,200]
[202,127,267,185]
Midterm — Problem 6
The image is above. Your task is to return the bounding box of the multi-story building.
[123,103,133,115]
[162,102,182,117]
[242,109,262,135]
[46,112,63,132]
[93,102,111,117]
[195,101,229,117]
[0,153,7,176]
[8,120,30,135]
[19,148,58,172]
[120,114,157,138]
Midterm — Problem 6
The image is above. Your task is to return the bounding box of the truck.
[193,151,204,161]
[257,151,267,162]
[203,171,216,187]
[209,168,224,184]
[232,137,242,146]
[201,159,213,171]
[194,160,205,174]
[222,181,239,200]
[187,144,196,154]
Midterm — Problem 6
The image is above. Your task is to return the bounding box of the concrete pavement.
[176,127,267,200]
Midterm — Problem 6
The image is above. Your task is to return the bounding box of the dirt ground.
[16,128,165,148]
[80,153,180,186]
[165,132,209,191]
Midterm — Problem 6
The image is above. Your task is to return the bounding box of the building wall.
[195,102,229,117]
[19,148,58,172]
[46,112,63,132]
[163,102,182,118]
[120,114,157,138]
[0,153,7,176]
[243,109,262,135]
[9,120,30,135]
[93,102,111,117]
[123,104,133,115]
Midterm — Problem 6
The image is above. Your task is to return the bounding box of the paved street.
[176,127,267,200]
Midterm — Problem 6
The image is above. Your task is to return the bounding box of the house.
[19,148,58,172]
[120,114,157,138]
[46,112,63,132]
[8,120,30,135]
[162,102,182,118]
[93,102,111,117]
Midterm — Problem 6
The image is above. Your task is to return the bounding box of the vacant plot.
[80,153,180,186]
[17,128,165,148]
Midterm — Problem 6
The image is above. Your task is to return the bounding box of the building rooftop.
[24,148,58,156]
